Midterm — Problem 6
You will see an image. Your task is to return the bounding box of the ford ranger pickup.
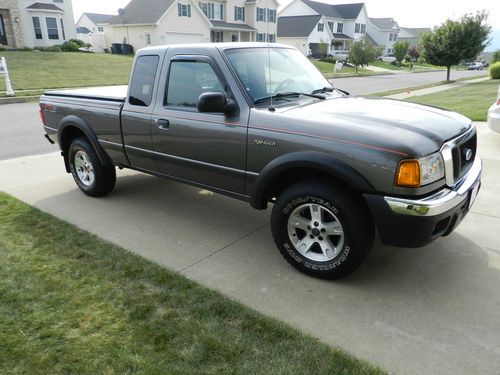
[39,43,482,279]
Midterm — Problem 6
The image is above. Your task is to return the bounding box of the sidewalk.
[385,77,490,99]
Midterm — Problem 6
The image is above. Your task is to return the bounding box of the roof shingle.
[277,15,322,38]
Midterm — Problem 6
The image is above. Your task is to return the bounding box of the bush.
[319,57,336,64]
[492,50,500,64]
[22,47,33,51]
[0,47,5,51]
[490,62,500,79]
[61,40,81,52]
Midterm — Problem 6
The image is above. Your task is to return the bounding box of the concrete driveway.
[1,123,499,374]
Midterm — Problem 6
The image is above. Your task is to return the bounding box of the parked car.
[39,43,482,279]
[468,62,483,71]
[481,60,490,68]
[328,50,349,62]
[488,85,500,133]
[378,53,397,63]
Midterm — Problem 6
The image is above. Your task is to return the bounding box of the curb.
[0,95,40,105]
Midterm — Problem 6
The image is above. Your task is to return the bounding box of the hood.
[280,96,472,157]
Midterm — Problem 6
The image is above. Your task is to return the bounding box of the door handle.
[157,119,170,130]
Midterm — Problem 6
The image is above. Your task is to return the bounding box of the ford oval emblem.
[464,149,473,161]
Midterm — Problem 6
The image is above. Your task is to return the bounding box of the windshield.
[225,48,335,104]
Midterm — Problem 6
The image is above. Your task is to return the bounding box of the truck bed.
[43,85,128,102]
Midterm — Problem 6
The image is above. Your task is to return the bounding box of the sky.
[72,0,500,51]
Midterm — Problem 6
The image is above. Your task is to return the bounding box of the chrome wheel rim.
[287,203,345,262]
[74,151,95,187]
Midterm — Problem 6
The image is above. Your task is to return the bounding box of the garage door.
[165,32,205,44]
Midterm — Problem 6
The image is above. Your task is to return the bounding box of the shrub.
[35,45,62,52]
[61,40,81,52]
[490,62,500,79]
[22,47,33,51]
[319,57,336,64]
[492,50,500,64]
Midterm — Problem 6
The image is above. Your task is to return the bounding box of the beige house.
[0,0,76,48]
[76,13,113,52]
[103,0,278,53]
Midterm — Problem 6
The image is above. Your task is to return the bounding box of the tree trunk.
[446,66,451,81]
[355,65,359,74]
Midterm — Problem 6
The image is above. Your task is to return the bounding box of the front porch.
[209,21,256,43]
[330,33,353,52]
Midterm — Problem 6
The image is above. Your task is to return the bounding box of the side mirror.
[197,92,239,117]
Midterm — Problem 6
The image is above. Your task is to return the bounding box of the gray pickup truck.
[40,43,482,279]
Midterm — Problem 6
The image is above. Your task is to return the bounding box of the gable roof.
[277,15,322,37]
[365,33,380,46]
[108,0,177,25]
[84,13,114,25]
[301,1,364,20]
[369,17,399,31]
[26,2,64,12]
[399,27,430,38]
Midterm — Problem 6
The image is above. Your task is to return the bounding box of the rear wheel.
[271,180,374,279]
[68,138,116,197]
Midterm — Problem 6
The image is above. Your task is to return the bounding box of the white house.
[278,1,368,56]
[398,26,430,48]
[102,0,278,53]
[366,17,399,54]
[76,13,113,52]
[0,0,76,48]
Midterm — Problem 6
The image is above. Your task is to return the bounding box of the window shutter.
[178,3,182,16]
[220,4,223,20]
[242,7,245,22]
[188,4,191,17]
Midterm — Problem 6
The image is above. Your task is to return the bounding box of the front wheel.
[271,180,374,279]
[68,138,116,197]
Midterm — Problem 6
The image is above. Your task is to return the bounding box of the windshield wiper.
[311,87,334,94]
[254,92,326,104]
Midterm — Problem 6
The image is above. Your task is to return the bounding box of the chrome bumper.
[385,157,482,216]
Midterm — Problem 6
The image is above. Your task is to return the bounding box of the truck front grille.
[441,125,477,187]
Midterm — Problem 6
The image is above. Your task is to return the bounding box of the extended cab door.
[121,54,161,172]
[151,52,249,195]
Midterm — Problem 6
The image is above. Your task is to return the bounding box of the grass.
[370,61,443,72]
[0,51,133,91]
[0,193,384,374]
[406,79,499,121]
[310,59,373,78]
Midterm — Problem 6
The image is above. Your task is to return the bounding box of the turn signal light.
[497,99,500,105]
[395,160,421,187]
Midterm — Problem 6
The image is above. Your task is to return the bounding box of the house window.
[46,17,59,40]
[317,23,324,32]
[256,7,266,22]
[212,30,223,42]
[267,33,275,43]
[60,19,66,40]
[234,6,245,21]
[32,17,43,40]
[199,2,223,20]
[337,22,343,34]
[267,9,276,23]
[166,61,225,109]
[0,15,7,45]
[144,32,151,46]
[361,24,366,33]
[355,23,360,33]
[178,3,192,17]
[98,26,104,32]
[256,33,265,42]
[129,55,159,107]
[328,21,334,32]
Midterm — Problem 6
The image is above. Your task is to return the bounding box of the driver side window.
[165,60,225,108]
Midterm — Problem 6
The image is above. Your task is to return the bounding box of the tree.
[348,37,378,73]
[492,50,500,64]
[421,11,491,81]
[407,47,420,70]
[393,41,409,65]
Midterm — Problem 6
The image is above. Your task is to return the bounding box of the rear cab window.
[129,55,160,107]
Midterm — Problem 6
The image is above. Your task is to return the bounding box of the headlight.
[395,152,445,187]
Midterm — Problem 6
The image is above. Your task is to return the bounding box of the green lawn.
[0,193,383,375]
[311,59,373,78]
[0,51,133,91]
[406,79,499,121]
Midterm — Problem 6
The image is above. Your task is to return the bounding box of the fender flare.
[58,115,113,172]
[250,151,375,210]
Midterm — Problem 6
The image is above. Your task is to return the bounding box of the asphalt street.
[333,69,487,95]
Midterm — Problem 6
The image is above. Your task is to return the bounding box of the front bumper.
[364,157,482,248]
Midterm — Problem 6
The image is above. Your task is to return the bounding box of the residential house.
[277,0,368,56]
[398,26,430,48]
[76,12,113,52]
[102,0,278,53]
[366,17,399,54]
[0,0,75,48]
